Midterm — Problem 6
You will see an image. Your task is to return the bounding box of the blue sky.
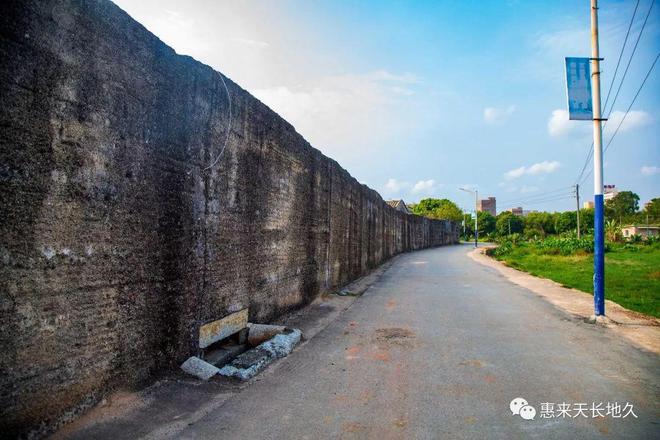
[114,0,659,213]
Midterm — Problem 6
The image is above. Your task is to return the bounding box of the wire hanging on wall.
[203,72,233,172]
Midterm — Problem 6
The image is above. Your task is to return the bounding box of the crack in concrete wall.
[0,0,459,437]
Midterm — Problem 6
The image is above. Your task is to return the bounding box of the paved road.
[179,244,658,439]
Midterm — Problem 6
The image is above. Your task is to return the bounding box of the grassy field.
[489,242,660,318]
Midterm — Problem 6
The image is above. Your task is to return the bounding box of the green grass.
[491,243,660,318]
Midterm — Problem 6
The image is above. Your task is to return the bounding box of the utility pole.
[475,190,478,248]
[591,0,605,316]
[508,217,511,236]
[459,188,478,248]
[575,183,581,238]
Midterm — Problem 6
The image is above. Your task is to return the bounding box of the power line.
[498,185,573,201]
[604,51,659,153]
[524,195,575,205]
[506,4,655,211]
[498,186,574,206]
[575,0,648,185]
[499,194,576,211]
[522,194,575,205]
[579,156,593,185]
[601,0,640,113]
[579,151,595,184]
[499,190,571,204]
[603,0,655,117]
[499,192,575,208]
[575,141,594,185]
[513,194,576,208]
[579,51,659,184]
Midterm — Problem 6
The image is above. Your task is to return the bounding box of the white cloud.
[604,110,652,136]
[383,178,441,197]
[252,70,421,156]
[527,161,561,175]
[411,179,438,195]
[641,165,660,176]
[110,1,441,167]
[549,108,652,137]
[548,109,578,137]
[389,86,415,96]
[504,166,526,180]
[498,182,518,193]
[498,182,540,194]
[384,178,410,193]
[535,29,590,56]
[230,37,269,48]
[504,161,561,180]
[484,105,516,124]
[366,70,419,84]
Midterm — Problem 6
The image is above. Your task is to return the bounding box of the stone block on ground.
[260,329,302,358]
[180,356,220,380]
[218,348,273,381]
[247,323,286,346]
[229,347,272,369]
[218,328,302,381]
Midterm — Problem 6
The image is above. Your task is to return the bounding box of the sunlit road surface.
[179,244,659,439]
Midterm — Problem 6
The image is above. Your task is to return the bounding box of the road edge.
[468,246,660,355]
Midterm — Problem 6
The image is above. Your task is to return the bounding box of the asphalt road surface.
[178,244,659,439]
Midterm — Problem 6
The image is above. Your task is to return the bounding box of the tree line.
[409,192,659,240]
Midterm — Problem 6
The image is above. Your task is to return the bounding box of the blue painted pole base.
[593,194,605,315]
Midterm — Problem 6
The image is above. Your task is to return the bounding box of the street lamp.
[459,187,478,248]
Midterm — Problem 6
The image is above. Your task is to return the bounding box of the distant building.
[506,207,523,216]
[477,197,496,216]
[604,184,619,201]
[621,225,660,240]
[522,210,538,216]
[583,201,595,209]
[386,199,412,214]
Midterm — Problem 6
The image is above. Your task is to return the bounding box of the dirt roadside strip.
[469,246,660,355]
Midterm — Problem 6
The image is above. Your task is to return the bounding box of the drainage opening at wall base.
[181,309,302,381]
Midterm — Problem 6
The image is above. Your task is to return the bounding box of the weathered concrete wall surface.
[0,0,458,436]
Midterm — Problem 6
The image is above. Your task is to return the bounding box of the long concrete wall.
[0,0,459,436]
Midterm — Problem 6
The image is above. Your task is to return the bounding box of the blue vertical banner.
[565,57,593,120]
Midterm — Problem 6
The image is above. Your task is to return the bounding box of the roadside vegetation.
[412,194,660,317]
[488,235,660,318]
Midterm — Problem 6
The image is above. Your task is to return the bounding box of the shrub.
[508,232,523,245]
[487,235,526,257]
[535,236,595,255]
[644,235,659,245]
[487,241,513,257]
[621,243,640,252]
[605,219,622,242]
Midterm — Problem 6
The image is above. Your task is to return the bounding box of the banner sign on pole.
[565,57,593,120]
